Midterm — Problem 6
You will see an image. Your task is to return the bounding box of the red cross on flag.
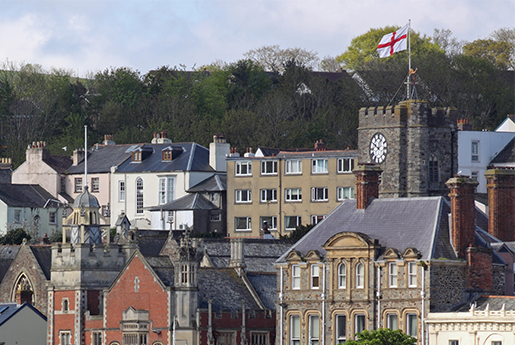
[377,24,409,58]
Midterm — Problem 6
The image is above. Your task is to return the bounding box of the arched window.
[429,155,439,183]
[62,298,69,312]
[338,263,346,289]
[12,273,34,305]
[136,178,144,214]
[355,262,364,289]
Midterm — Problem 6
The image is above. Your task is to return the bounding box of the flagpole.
[407,19,411,100]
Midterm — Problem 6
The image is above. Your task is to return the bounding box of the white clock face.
[370,133,387,163]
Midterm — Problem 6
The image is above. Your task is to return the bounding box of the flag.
[377,24,409,58]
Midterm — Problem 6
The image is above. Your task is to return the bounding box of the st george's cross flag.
[377,24,409,58]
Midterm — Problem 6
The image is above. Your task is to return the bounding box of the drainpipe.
[376,264,381,329]
[279,266,284,345]
[322,263,326,345]
[421,264,426,345]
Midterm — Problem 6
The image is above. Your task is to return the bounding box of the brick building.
[274,164,515,345]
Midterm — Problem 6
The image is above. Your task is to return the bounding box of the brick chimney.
[446,176,478,259]
[484,168,515,242]
[102,134,115,146]
[466,245,493,291]
[353,164,382,209]
[314,139,327,151]
[457,118,472,131]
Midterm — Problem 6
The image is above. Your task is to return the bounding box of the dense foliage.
[345,328,417,345]
[0,228,31,245]
[0,27,512,168]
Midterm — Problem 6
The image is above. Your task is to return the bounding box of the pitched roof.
[0,184,54,208]
[116,143,213,173]
[149,194,217,211]
[188,174,227,192]
[29,245,52,280]
[44,155,72,174]
[0,246,20,284]
[0,302,46,327]
[455,295,515,312]
[66,144,133,174]
[277,197,457,262]
[490,137,515,164]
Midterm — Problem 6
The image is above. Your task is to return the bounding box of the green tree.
[244,45,320,72]
[463,39,514,70]
[0,228,31,245]
[345,328,416,345]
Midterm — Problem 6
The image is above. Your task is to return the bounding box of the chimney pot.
[353,164,382,210]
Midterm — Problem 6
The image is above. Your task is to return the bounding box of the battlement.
[52,242,131,271]
[359,101,455,129]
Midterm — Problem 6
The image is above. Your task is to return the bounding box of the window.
[387,313,398,330]
[250,332,269,345]
[210,214,221,222]
[336,315,346,343]
[471,171,478,181]
[60,177,66,194]
[356,262,364,288]
[308,315,320,345]
[311,265,320,289]
[261,160,277,175]
[491,342,502,345]
[338,158,355,173]
[136,178,144,214]
[119,181,125,202]
[285,160,302,174]
[260,216,277,230]
[285,216,301,230]
[292,265,300,289]
[92,332,102,345]
[14,210,21,223]
[290,315,300,345]
[311,187,328,202]
[260,189,277,202]
[158,177,174,204]
[210,193,219,203]
[235,190,252,203]
[62,298,69,312]
[285,188,302,202]
[354,314,366,336]
[429,155,439,183]
[471,141,479,162]
[408,262,417,287]
[91,177,100,192]
[236,161,252,176]
[162,149,173,161]
[123,333,148,345]
[338,263,346,289]
[235,217,251,231]
[74,178,83,193]
[181,264,190,284]
[389,263,398,288]
[312,159,328,174]
[449,341,459,345]
[311,215,325,225]
[49,211,56,224]
[132,151,142,162]
[59,331,71,345]
[406,313,417,337]
[337,187,355,200]
[216,332,235,345]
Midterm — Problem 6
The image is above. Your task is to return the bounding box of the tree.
[244,45,320,72]
[463,38,514,70]
[280,224,315,241]
[432,28,464,57]
[345,328,416,345]
[0,228,31,245]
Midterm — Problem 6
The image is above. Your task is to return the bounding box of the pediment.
[285,250,302,262]
[323,232,378,249]
[383,248,400,260]
[402,247,422,259]
[305,250,322,262]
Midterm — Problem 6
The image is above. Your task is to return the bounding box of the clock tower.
[358,100,457,198]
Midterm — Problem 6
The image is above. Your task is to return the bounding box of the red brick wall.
[486,169,515,242]
[354,164,382,209]
[53,290,77,343]
[466,246,493,291]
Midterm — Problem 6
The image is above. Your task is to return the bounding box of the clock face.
[369,133,387,163]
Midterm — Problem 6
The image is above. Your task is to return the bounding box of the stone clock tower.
[358,100,457,198]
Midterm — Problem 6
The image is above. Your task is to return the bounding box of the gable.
[323,232,377,249]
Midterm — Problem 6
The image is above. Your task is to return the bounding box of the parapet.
[52,242,130,271]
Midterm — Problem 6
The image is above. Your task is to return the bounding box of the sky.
[1,0,514,77]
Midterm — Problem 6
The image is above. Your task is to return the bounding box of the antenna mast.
[406,19,411,100]
[84,125,88,189]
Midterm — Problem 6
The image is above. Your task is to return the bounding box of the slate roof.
[116,143,214,173]
[188,174,226,192]
[247,273,277,310]
[0,302,47,326]
[0,246,20,284]
[0,184,55,208]
[66,144,133,174]
[490,137,515,164]
[30,246,52,280]
[455,295,515,312]
[149,194,218,211]
[44,155,72,174]
[275,149,358,159]
[137,231,168,257]
[277,197,458,263]
[256,147,281,157]
[0,170,12,184]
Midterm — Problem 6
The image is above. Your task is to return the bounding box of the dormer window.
[162,150,173,161]
[132,151,142,162]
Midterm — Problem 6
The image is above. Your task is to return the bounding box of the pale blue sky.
[1,0,513,76]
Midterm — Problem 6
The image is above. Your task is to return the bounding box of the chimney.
[73,149,85,166]
[484,168,515,241]
[466,245,493,291]
[229,238,246,269]
[353,164,382,209]
[151,130,172,144]
[228,147,240,158]
[446,176,478,259]
[244,147,255,157]
[102,134,115,146]
[161,130,168,139]
[209,134,230,172]
[457,118,472,131]
[314,139,327,151]
[26,141,49,163]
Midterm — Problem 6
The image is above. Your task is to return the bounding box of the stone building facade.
[358,100,457,198]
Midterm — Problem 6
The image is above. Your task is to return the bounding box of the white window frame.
[291,265,301,289]
[74,178,83,193]
[236,161,252,176]
[136,178,144,214]
[260,189,277,202]
[387,313,398,330]
[449,340,459,345]
[92,332,102,345]
[354,314,366,336]
[210,214,221,222]
[337,187,355,200]
[49,211,56,224]
[471,140,480,162]
[158,176,175,205]
[312,159,328,174]
[285,216,301,230]
[336,315,346,343]
[408,262,417,287]
[311,265,320,289]
[389,262,398,288]
[285,188,302,202]
[406,313,418,337]
[59,331,71,345]
[235,189,252,203]
[285,159,302,175]
[308,314,320,345]
[356,262,364,289]
[311,215,325,225]
[119,181,125,202]
[290,315,300,345]
[91,177,100,192]
[14,209,21,223]
[338,262,346,289]
[260,216,277,230]
[338,158,355,173]
[235,217,251,231]
[311,187,328,202]
[261,160,278,175]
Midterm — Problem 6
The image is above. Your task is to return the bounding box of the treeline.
[0,27,513,167]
